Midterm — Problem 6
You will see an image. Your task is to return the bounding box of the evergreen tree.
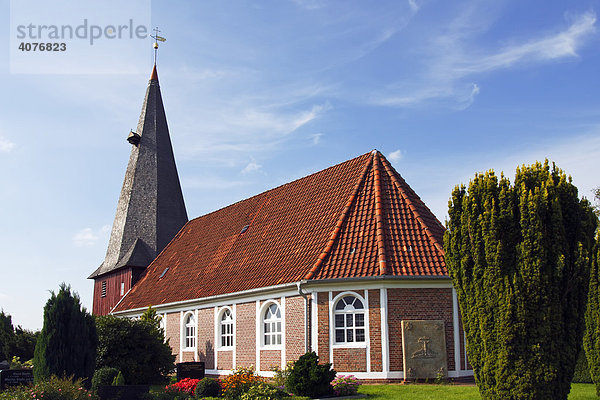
[445,161,597,400]
[33,283,97,385]
[0,310,14,362]
[584,241,600,395]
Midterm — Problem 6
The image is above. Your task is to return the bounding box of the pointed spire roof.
[89,66,188,279]
[113,151,447,312]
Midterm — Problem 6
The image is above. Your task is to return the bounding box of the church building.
[90,65,473,381]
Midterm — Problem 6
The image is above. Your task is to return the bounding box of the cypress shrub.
[445,161,597,400]
[584,242,600,395]
[33,283,97,386]
[195,377,221,397]
[572,349,592,383]
[285,351,336,398]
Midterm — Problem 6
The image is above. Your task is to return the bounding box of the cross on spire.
[150,27,166,65]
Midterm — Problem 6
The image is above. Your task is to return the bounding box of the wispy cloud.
[454,12,596,75]
[388,149,404,163]
[0,137,15,152]
[310,133,323,145]
[375,10,597,109]
[241,159,262,174]
[72,225,110,247]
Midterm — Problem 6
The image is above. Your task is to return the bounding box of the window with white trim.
[263,303,282,346]
[184,313,196,349]
[334,295,365,343]
[220,308,234,348]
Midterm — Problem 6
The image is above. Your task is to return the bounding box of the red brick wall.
[92,269,132,315]
[166,312,180,362]
[181,351,195,362]
[317,292,330,364]
[218,350,233,370]
[387,288,454,372]
[333,348,367,372]
[236,302,256,367]
[198,308,215,369]
[286,296,306,362]
[368,289,382,372]
[260,350,280,371]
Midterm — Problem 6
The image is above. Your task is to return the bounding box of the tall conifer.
[445,161,597,400]
[33,283,97,385]
[585,242,600,396]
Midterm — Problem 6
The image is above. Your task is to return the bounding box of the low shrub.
[271,361,294,389]
[196,377,221,397]
[148,386,193,400]
[222,365,263,399]
[170,377,201,395]
[10,356,33,369]
[240,382,287,400]
[285,352,335,398]
[92,366,120,392]
[331,374,360,396]
[0,375,98,400]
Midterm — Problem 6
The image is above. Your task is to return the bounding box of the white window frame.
[331,291,367,348]
[260,300,282,349]
[182,311,196,351]
[218,306,234,350]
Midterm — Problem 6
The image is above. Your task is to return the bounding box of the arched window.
[184,313,196,349]
[334,295,365,343]
[220,308,234,348]
[263,303,282,346]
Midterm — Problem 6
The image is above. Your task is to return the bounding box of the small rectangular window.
[101,281,107,297]
[120,282,125,296]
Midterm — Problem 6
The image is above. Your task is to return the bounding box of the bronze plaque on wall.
[402,320,447,380]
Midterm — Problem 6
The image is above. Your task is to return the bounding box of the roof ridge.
[304,155,373,280]
[378,154,444,254]
[372,152,388,275]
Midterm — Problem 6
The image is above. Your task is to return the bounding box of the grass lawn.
[358,383,597,399]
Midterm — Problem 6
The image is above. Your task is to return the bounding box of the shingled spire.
[89,65,188,312]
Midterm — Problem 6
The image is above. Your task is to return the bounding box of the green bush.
[445,161,597,400]
[240,382,287,400]
[147,386,193,400]
[196,377,221,397]
[285,352,336,398]
[91,366,120,392]
[573,349,593,383]
[34,284,97,387]
[0,375,98,400]
[112,370,125,386]
[95,312,175,385]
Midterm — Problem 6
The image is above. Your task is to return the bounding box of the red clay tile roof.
[114,151,447,312]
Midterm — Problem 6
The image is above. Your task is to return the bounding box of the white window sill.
[182,348,196,352]
[217,347,234,351]
[332,342,367,349]
[260,345,283,351]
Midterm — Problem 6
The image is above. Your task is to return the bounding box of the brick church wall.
[198,308,215,369]
[368,289,382,372]
[165,312,180,362]
[317,292,330,364]
[387,288,455,372]
[236,302,256,367]
[285,296,306,362]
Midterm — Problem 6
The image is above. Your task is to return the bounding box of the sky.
[1,0,599,331]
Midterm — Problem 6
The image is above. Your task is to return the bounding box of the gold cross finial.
[151,27,167,65]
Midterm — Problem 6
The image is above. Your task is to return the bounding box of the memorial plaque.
[0,369,34,390]
[176,362,205,381]
[402,320,447,380]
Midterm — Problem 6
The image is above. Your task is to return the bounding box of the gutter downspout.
[297,280,311,353]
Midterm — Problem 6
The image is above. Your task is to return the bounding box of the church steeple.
[89,65,188,312]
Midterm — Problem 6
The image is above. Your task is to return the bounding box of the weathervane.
[150,27,166,65]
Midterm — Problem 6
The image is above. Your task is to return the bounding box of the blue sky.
[1,0,599,331]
